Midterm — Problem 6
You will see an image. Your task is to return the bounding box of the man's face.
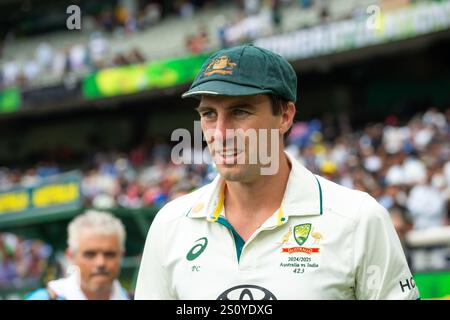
[69,230,122,295]
[197,94,283,182]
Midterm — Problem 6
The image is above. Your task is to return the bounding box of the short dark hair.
[268,93,289,116]
[268,94,294,139]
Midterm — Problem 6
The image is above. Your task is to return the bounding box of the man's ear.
[280,101,296,135]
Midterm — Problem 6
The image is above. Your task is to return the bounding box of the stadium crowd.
[2,107,449,225]
[0,233,52,291]
[287,107,450,242]
[1,106,450,291]
[0,0,335,89]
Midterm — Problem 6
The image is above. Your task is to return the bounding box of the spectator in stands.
[138,2,162,29]
[35,42,53,71]
[389,205,412,246]
[243,0,261,16]
[99,6,115,33]
[186,33,207,55]
[176,0,195,19]
[52,48,69,78]
[270,0,283,33]
[113,52,130,66]
[2,60,19,87]
[68,44,88,73]
[317,0,330,23]
[406,169,448,230]
[0,233,52,290]
[0,235,18,288]
[25,210,130,300]
[127,48,146,64]
[89,32,110,70]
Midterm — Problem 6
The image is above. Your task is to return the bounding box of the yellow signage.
[32,182,79,208]
[0,172,82,216]
[0,191,29,214]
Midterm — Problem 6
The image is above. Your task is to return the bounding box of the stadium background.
[1,0,450,299]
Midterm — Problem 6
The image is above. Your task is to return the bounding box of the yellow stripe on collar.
[210,183,225,222]
[277,207,284,225]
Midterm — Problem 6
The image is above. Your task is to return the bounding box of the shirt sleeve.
[354,193,420,300]
[134,209,175,300]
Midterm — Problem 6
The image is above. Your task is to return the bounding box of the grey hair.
[67,210,126,253]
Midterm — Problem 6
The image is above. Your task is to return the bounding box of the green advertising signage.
[414,271,450,299]
[0,87,21,113]
[83,54,209,99]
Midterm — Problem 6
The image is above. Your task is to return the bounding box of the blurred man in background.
[25,210,129,300]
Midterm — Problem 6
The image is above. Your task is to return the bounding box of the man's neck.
[81,286,112,300]
[223,154,291,241]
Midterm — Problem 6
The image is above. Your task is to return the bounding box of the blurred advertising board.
[256,1,450,60]
[414,271,450,299]
[82,54,209,99]
[21,82,82,109]
[0,171,82,219]
[0,87,20,113]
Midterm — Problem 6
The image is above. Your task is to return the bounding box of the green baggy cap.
[182,44,297,102]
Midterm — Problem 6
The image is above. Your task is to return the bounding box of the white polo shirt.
[135,153,419,300]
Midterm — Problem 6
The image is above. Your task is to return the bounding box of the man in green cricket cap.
[135,44,419,300]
